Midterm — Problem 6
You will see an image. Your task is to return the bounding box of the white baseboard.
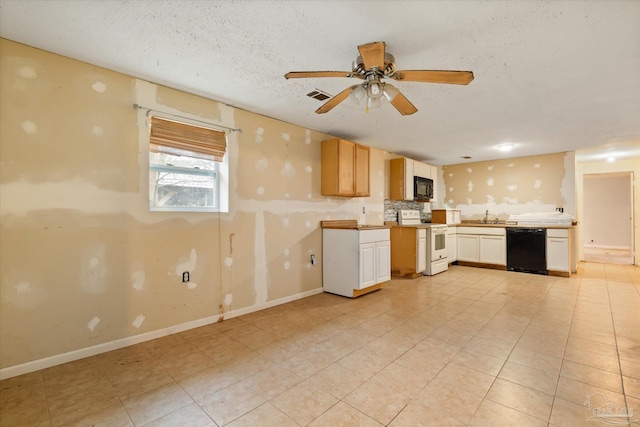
[0,287,323,380]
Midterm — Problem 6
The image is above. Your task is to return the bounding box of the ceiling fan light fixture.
[366,96,381,110]
[349,84,366,105]
[382,83,400,102]
[366,80,383,99]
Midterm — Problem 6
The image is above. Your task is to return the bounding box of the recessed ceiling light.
[498,144,514,152]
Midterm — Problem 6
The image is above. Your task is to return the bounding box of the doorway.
[582,172,634,265]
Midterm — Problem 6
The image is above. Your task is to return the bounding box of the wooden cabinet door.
[457,234,479,262]
[447,232,457,262]
[375,240,391,283]
[547,238,569,272]
[479,235,506,265]
[337,139,355,195]
[359,242,376,289]
[354,144,370,196]
[417,231,427,272]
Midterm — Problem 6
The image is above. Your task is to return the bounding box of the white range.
[398,210,448,275]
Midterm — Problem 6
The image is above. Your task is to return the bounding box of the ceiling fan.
[285,41,474,115]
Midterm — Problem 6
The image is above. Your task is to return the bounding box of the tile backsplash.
[384,199,432,223]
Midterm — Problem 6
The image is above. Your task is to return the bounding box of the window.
[148,116,227,212]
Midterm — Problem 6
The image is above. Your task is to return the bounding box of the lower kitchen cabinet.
[547,228,571,276]
[390,227,426,278]
[323,228,390,297]
[457,227,506,266]
[480,235,506,265]
[446,227,457,263]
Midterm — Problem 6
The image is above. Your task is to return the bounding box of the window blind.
[149,116,227,161]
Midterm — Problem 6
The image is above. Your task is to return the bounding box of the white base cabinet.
[456,227,506,266]
[446,227,458,263]
[323,228,390,297]
[547,228,571,275]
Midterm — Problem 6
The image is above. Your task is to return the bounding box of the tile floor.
[1,262,639,426]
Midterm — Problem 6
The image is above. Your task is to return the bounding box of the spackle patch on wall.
[21,120,37,134]
[224,257,233,268]
[534,164,541,168]
[305,166,312,173]
[282,133,290,142]
[82,245,107,295]
[255,158,268,172]
[187,282,197,290]
[305,220,311,228]
[257,187,265,195]
[224,294,233,306]
[466,168,473,173]
[284,261,290,270]
[282,217,290,227]
[92,125,105,137]
[305,129,311,144]
[284,249,290,256]
[487,178,494,186]
[87,316,100,331]
[468,181,474,192]
[281,162,296,178]
[131,271,145,291]
[508,185,518,191]
[17,66,37,79]
[534,180,542,189]
[132,315,145,328]
[175,249,197,276]
[91,81,107,93]
[15,281,32,295]
[255,127,264,143]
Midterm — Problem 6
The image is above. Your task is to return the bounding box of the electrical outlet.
[310,254,317,265]
[182,271,190,282]
[556,207,564,213]
[362,206,366,214]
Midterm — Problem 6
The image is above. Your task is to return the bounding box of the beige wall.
[440,152,576,220]
[0,39,391,374]
[576,157,640,266]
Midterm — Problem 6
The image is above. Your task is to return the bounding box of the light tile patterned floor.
[1,262,639,426]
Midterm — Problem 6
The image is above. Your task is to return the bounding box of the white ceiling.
[1,0,639,165]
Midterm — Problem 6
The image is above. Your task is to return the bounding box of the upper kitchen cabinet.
[390,157,437,201]
[389,157,414,200]
[413,161,430,179]
[321,138,370,197]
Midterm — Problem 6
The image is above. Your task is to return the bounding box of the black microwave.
[414,176,433,200]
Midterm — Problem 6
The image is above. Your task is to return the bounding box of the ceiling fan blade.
[391,70,474,85]
[358,41,386,70]
[390,91,418,116]
[285,71,362,79]
[316,85,359,114]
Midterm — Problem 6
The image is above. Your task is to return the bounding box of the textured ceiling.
[1,0,639,165]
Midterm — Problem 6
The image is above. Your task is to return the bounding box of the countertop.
[320,220,391,230]
[386,221,575,229]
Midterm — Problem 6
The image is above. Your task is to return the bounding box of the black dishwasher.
[506,228,547,275]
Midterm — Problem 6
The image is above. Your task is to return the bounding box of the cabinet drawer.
[547,228,569,238]
[457,226,506,236]
[359,229,390,244]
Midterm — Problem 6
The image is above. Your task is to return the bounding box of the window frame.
[147,114,229,213]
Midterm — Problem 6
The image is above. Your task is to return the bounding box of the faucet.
[484,209,489,223]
